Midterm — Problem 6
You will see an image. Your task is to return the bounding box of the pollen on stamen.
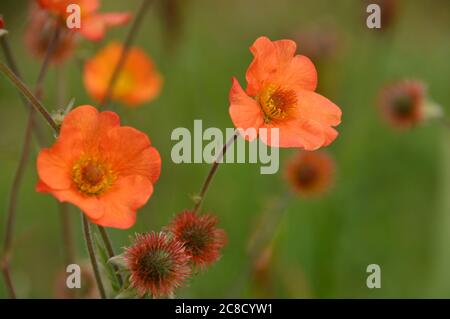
[72,157,116,196]
[259,86,298,123]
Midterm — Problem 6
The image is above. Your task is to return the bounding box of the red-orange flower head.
[84,42,163,107]
[285,151,334,196]
[378,80,426,129]
[25,2,78,64]
[124,232,191,298]
[229,36,342,150]
[38,0,131,41]
[168,211,227,268]
[36,105,161,229]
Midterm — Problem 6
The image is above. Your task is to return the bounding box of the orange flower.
[36,105,161,229]
[284,151,334,196]
[38,0,131,41]
[378,80,426,128]
[84,42,163,107]
[229,36,341,150]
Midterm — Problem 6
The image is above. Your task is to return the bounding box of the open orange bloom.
[229,36,342,150]
[84,42,163,107]
[36,105,161,229]
[38,0,131,41]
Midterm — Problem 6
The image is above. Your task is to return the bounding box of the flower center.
[180,227,209,257]
[72,157,116,196]
[392,93,414,118]
[139,250,173,283]
[297,164,318,188]
[259,85,297,123]
[115,70,135,97]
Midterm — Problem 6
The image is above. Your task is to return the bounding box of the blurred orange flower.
[378,80,426,129]
[38,0,131,41]
[36,105,161,229]
[84,42,163,107]
[25,3,78,64]
[285,151,334,196]
[229,36,342,150]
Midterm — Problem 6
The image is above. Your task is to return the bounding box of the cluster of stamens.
[72,156,116,196]
[259,85,298,123]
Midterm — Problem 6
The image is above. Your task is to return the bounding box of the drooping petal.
[296,90,342,128]
[260,119,325,150]
[229,77,264,140]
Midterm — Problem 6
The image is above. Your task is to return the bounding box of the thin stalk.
[1,26,60,298]
[97,226,123,287]
[0,60,58,131]
[192,131,238,214]
[82,215,106,299]
[0,35,46,145]
[99,0,154,109]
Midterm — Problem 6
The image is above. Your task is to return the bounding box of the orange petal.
[229,77,264,138]
[104,126,161,183]
[80,16,106,41]
[245,36,316,96]
[99,12,131,27]
[90,175,154,229]
[37,148,73,190]
[260,119,325,150]
[296,90,342,127]
[38,185,105,220]
[60,105,120,146]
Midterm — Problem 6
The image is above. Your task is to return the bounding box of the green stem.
[82,215,106,299]
[97,226,123,287]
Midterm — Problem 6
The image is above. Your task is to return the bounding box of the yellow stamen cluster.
[259,85,297,123]
[72,156,116,196]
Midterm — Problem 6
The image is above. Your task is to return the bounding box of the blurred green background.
[1,0,450,298]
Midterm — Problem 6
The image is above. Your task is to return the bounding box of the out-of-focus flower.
[229,36,342,150]
[124,232,191,298]
[24,3,77,64]
[38,0,131,41]
[0,15,5,29]
[293,27,340,64]
[378,80,428,128]
[168,211,227,268]
[84,42,163,107]
[36,105,161,229]
[285,151,334,196]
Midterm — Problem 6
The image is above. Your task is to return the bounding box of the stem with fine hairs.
[99,0,154,109]
[1,26,60,298]
[82,215,106,299]
[97,226,123,287]
[192,130,239,214]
